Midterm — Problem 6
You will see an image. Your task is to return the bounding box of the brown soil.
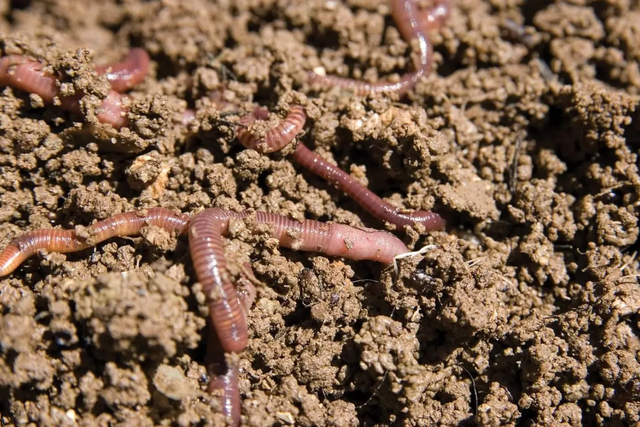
[1,0,639,425]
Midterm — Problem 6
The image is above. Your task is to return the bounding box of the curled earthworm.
[236,105,306,153]
[0,207,408,353]
[234,105,446,231]
[292,143,446,231]
[309,0,450,96]
[0,49,149,128]
[94,48,151,93]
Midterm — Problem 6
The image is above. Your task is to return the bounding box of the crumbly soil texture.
[1,0,639,426]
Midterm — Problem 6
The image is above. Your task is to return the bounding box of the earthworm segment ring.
[0,0,450,425]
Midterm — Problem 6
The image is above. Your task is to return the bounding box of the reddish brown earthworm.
[206,274,255,427]
[0,208,189,277]
[309,0,449,95]
[236,105,307,153]
[0,49,149,128]
[94,48,151,93]
[292,143,446,231]
[189,207,409,352]
[235,105,446,231]
[0,207,408,353]
[206,327,242,426]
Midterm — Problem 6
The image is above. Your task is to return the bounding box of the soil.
[0,0,639,426]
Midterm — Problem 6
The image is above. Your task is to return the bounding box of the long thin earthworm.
[0,49,149,128]
[0,208,189,277]
[309,0,450,95]
[94,48,151,93]
[0,207,408,353]
[234,105,446,231]
[292,143,446,231]
[206,275,256,427]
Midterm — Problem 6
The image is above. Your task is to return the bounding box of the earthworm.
[309,0,446,95]
[206,274,256,427]
[94,48,151,93]
[236,105,306,153]
[291,143,446,231]
[0,207,408,352]
[0,208,189,277]
[233,105,445,231]
[0,50,146,128]
[189,207,408,353]
[206,327,242,426]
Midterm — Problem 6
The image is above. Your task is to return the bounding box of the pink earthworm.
[206,327,242,426]
[0,208,190,277]
[309,0,450,96]
[292,143,446,231]
[0,207,408,353]
[188,207,408,352]
[94,48,151,93]
[0,49,150,128]
[236,105,306,153]
[206,272,256,427]
[235,105,446,231]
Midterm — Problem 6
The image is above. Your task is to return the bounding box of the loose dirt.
[0,0,639,425]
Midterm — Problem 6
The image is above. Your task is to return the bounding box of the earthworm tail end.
[0,208,190,277]
[94,48,151,93]
[237,105,306,153]
[205,271,255,427]
[206,328,241,427]
[0,55,130,128]
[291,144,446,231]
